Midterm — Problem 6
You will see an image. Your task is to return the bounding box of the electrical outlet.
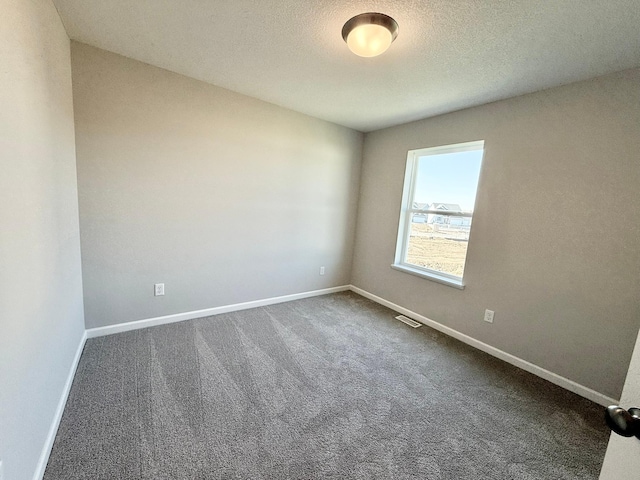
[319,266,325,275]
[154,283,165,296]
[484,309,494,323]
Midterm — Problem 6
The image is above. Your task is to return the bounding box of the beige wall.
[0,1,85,479]
[71,43,363,329]
[352,69,640,399]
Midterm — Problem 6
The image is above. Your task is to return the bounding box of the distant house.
[411,202,429,223]
[426,203,471,227]
[410,202,472,227]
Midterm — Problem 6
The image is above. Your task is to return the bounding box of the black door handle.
[605,405,640,439]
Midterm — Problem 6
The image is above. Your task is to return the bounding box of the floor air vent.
[395,315,422,328]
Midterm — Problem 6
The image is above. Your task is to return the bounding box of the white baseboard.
[33,330,87,480]
[349,285,618,407]
[86,285,351,339]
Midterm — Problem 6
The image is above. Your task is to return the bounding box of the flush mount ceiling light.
[342,12,399,58]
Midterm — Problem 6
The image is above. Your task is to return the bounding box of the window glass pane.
[414,150,483,213]
[403,147,483,278]
[406,218,470,277]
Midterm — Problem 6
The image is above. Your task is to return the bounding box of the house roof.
[429,203,462,212]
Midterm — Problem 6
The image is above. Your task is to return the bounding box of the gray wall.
[352,69,640,399]
[0,1,85,479]
[71,43,363,329]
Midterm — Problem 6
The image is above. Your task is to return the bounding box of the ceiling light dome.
[342,12,399,58]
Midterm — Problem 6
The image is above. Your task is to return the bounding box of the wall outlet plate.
[154,283,165,296]
[319,266,325,275]
[484,309,494,323]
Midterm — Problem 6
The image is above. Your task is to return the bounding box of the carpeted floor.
[44,292,609,479]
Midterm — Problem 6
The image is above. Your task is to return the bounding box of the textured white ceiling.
[53,0,640,132]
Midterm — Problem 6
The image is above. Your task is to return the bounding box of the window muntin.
[394,141,484,286]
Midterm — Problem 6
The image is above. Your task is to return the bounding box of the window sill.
[390,264,465,290]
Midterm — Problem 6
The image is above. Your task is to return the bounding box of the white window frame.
[392,140,485,289]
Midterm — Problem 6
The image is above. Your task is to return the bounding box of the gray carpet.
[44,292,609,479]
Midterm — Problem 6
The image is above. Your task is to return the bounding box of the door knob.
[605,405,640,439]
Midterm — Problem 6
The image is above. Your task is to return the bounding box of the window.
[392,141,484,289]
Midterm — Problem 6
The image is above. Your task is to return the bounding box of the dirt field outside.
[406,223,469,277]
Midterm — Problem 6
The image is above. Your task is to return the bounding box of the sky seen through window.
[414,150,483,212]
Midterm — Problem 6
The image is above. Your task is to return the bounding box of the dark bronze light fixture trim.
[341,12,399,44]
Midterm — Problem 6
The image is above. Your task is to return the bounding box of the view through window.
[394,141,484,285]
